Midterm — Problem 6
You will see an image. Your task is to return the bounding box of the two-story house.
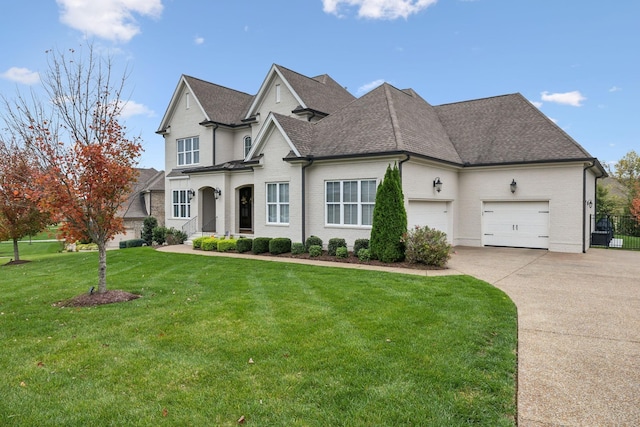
[157,64,606,253]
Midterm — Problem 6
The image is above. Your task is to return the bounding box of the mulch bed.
[2,259,32,266]
[53,290,140,308]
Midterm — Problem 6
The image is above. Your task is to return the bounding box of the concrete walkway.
[158,245,640,426]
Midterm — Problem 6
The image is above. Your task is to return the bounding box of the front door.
[239,187,253,232]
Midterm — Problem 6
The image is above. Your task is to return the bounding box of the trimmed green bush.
[236,238,253,253]
[269,238,292,255]
[252,237,272,254]
[327,238,346,256]
[358,248,371,262]
[370,163,407,263]
[308,245,322,257]
[336,246,349,258]
[305,235,323,252]
[201,237,218,251]
[120,239,145,249]
[353,238,369,254]
[402,225,452,267]
[291,242,305,255]
[218,239,238,252]
[192,236,205,249]
[142,216,157,245]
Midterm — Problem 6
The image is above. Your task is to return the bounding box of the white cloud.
[323,0,437,19]
[119,100,155,119]
[540,90,586,107]
[56,0,163,43]
[530,101,543,108]
[609,86,621,92]
[194,36,205,45]
[357,79,385,95]
[1,67,40,85]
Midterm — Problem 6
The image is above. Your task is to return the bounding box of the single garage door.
[407,201,452,242]
[483,201,549,249]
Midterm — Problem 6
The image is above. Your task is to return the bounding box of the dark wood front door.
[239,187,253,231]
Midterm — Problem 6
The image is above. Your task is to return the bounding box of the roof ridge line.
[383,84,404,150]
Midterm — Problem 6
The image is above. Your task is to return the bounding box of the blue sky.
[1,0,637,171]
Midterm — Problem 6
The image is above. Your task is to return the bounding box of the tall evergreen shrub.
[142,216,157,245]
[369,163,407,263]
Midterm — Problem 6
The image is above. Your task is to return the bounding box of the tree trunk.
[12,238,20,262]
[97,240,107,293]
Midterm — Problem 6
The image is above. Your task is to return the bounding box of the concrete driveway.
[448,247,640,426]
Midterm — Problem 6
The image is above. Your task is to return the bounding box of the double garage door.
[483,201,549,249]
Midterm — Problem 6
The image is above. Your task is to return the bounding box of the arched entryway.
[238,186,253,233]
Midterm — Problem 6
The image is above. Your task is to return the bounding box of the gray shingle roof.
[183,75,254,126]
[275,65,355,115]
[120,168,165,219]
[435,93,593,165]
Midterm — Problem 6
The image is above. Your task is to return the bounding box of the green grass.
[0,225,61,243]
[0,244,517,426]
[615,234,640,250]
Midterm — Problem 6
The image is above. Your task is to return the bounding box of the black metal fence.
[590,214,640,250]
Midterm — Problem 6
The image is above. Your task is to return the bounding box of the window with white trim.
[172,189,191,218]
[177,137,199,166]
[244,136,252,157]
[266,182,289,224]
[326,180,376,226]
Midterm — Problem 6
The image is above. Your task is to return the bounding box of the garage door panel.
[408,201,452,242]
[483,202,549,249]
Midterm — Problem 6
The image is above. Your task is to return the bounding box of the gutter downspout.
[583,161,595,253]
[398,154,411,181]
[211,124,219,166]
[301,157,314,244]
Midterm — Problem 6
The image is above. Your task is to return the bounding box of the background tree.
[596,183,625,217]
[0,138,51,262]
[370,163,407,263]
[2,46,141,292]
[612,150,640,209]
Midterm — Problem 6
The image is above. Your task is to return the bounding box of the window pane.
[185,152,191,164]
[280,204,289,223]
[193,138,199,150]
[344,204,357,224]
[267,184,276,202]
[180,190,186,203]
[344,181,357,203]
[326,182,339,203]
[280,183,289,203]
[174,205,179,217]
[327,204,340,224]
[268,205,277,222]
[178,153,184,165]
[362,205,374,225]
[178,140,184,152]
[361,180,376,203]
[185,139,192,151]
[193,151,199,164]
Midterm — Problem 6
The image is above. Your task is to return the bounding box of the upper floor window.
[244,136,252,157]
[177,137,199,166]
[326,179,376,226]
[267,182,289,224]
[275,84,281,103]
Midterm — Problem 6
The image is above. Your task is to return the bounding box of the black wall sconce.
[586,199,593,208]
[213,187,222,200]
[433,177,443,193]
[510,179,517,193]
[188,189,196,201]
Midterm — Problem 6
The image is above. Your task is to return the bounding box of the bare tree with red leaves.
[2,45,141,292]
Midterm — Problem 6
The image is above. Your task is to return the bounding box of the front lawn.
[0,245,517,426]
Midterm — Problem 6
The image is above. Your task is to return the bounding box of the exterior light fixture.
[188,189,196,201]
[510,179,517,194]
[213,187,222,200]
[433,177,443,193]
[586,199,593,208]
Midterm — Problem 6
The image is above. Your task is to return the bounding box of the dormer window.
[275,84,281,103]
[244,136,252,157]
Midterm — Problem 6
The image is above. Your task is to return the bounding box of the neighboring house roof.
[120,168,165,219]
[435,93,594,165]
